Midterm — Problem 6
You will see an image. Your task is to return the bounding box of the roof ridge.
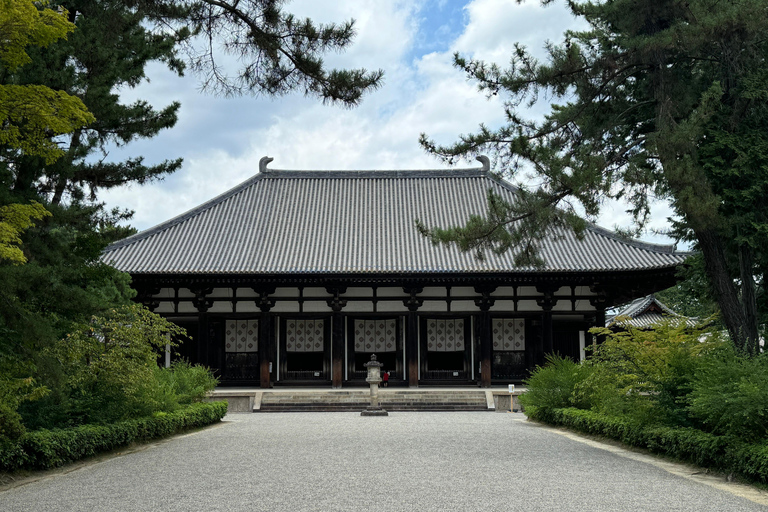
[260,168,487,178]
[257,154,490,178]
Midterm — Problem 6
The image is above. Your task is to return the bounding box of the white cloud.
[97,0,680,248]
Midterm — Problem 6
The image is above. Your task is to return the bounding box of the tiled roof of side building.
[607,295,700,328]
[102,157,690,275]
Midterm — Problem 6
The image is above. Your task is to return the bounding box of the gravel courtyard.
[1,412,766,512]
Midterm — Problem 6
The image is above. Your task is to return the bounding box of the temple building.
[102,157,688,388]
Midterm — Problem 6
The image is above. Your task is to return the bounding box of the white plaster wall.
[552,301,575,312]
[342,302,375,313]
[177,288,194,298]
[235,301,259,313]
[156,288,175,300]
[421,287,446,296]
[449,300,477,312]
[272,288,296,298]
[302,301,333,313]
[489,300,515,312]
[208,288,232,298]
[377,301,408,313]
[516,300,542,312]
[419,301,448,312]
[493,286,514,296]
[271,301,300,313]
[207,301,233,313]
[571,300,596,311]
[177,302,198,313]
[303,287,332,298]
[344,287,374,297]
[451,287,476,297]
[154,302,175,314]
[551,300,596,312]
[377,288,406,297]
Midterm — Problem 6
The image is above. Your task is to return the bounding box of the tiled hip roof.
[102,166,687,275]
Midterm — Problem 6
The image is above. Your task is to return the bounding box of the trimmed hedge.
[531,407,768,484]
[0,401,227,472]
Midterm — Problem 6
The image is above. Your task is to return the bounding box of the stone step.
[261,396,486,403]
[256,390,491,412]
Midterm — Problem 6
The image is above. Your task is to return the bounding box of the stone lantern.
[361,354,388,416]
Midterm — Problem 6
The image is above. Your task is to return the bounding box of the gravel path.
[1,412,767,512]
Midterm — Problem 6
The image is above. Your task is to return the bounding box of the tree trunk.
[738,243,760,355]
[695,228,752,353]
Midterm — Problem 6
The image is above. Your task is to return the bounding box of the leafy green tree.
[41,304,185,425]
[0,0,96,433]
[419,0,767,355]
[1,0,382,430]
[0,0,94,164]
[0,201,50,264]
[586,322,717,426]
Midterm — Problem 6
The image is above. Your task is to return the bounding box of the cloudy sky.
[100,0,680,247]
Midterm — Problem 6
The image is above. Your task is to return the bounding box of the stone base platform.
[206,387,527,413]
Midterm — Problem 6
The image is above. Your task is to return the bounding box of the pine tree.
[0,0,384,380]
[419,0,767,355]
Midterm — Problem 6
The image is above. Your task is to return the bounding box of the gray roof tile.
[102,163,688,275]
[607,295,700,328]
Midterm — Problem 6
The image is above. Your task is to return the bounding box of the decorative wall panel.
[492,318,525,351]
[353,319,396,353]
[225,319,258,353]
[285,319,324,352]
[426,319,465,352]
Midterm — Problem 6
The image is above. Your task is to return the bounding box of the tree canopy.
[419,0,767,355]
[0,0,383,431]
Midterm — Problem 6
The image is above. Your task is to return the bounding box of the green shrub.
[688,347,768,442]
[728,441,768,485]
[519,354,592,415]
[154,360,219,405]
[586,321,718,427]
[537,408,739,475]
[0,403,26,444]
[0,401,227,471]
[26,305,187,426]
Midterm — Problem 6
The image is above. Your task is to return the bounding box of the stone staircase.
[255,390,493,412]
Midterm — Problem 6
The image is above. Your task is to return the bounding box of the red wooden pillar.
[403,287,423,388]
[536,285,559,364]
[255,287,276,389]
[327,287,348,389]
[474,286,496,388]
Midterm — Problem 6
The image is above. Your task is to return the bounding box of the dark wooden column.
[191,287,214,366]
[255,288,276,389]
[327,287,348,389]
[474,286,496,388]
[590,295,608,352]
[536,285,559,365]
[589,289,609,352]
[403,287,423,388]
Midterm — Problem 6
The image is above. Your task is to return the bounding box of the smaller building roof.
[607,295,699,329]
